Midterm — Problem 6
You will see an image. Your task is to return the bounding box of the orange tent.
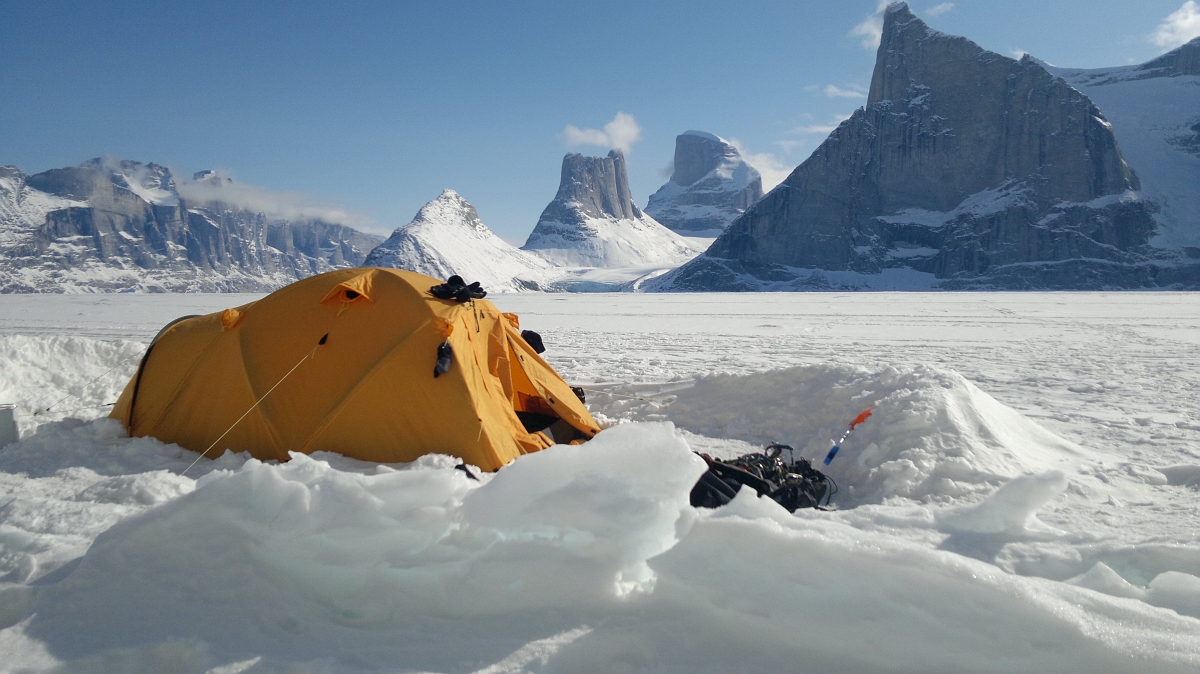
[109,268,600,471]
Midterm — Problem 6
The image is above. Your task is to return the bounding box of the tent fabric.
[109,268,601,471]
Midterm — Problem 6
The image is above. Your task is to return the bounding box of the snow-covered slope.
[523,150,706,267]
[645,131,763,236]
[1049,37,1200,252]
[363,189,553,292]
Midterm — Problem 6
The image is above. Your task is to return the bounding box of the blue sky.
[3,0,1198,242]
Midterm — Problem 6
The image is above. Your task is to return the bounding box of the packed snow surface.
[1,292,1199,673]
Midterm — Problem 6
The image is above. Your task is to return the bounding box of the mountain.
[363,189,553,292]
[644,131,763,235]
[652,3,1198,291]
[0,159,381,293]
[1047,37,1200,255]
[522,150,705,267]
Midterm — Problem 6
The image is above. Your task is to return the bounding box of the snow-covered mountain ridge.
[0,159,382,293]
[364,189,553,293]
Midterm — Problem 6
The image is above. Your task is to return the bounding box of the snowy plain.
[0,291,1198,673]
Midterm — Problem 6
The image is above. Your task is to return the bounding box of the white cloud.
[794,123,841,135]
[657,159,675,180]
[176,169,369,228]
[925,2,954,17]
[727,139,793,191]
[1010,49,1029,59]
[825,84,867,99]
[1152,1,1200,49]
[792,114,853,136]
[563,112,643,154]
[850,1,889,50]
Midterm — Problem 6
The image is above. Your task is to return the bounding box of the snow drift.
[2,421,1197,673]
[663,363,1082,505]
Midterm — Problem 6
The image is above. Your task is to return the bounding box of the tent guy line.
[181,333,328,477]
[31,351,144,416]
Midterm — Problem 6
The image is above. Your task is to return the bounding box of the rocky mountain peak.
[864,2,1136,206]
[670,131,742,187]
[78,158,177,197]
[553,150,641,221]
[364,190,550,292]
[654,4,1181,291]
[412,189,488,235]
[645,131,763,234]
[523,151,704,267]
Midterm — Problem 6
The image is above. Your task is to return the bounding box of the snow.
[664,363,1081,505]
[116,171,179,207]
[679,130,723,142]
[0,175,87,249]
[874,179,1036,229]
[1,291,1200,672]
[364,190,553,293]
[523,214,706,268]
[1049,65,1200,250]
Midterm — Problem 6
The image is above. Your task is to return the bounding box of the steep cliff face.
[523,150,704,267]
[0,160,381,293]
[364,189,552,292]
[655,3,1194,291]
[645,131,763,235]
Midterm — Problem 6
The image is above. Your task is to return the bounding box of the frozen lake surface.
[1,292,1198,673]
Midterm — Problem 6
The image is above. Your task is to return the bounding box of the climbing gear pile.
[690,443,836,512]
[429,275,487,302]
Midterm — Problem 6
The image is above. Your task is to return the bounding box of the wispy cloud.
[794,124,841,135]
[657,159,675,180]
[1010,49,1029,59]
[824,84,866,99]
[176,169,370,228]
[1152,1,1200,49]
[563,112,643,154]
[792,114,853,136]
[850,1,889,50]
[727,139,793,191]
[925,2,954,17]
